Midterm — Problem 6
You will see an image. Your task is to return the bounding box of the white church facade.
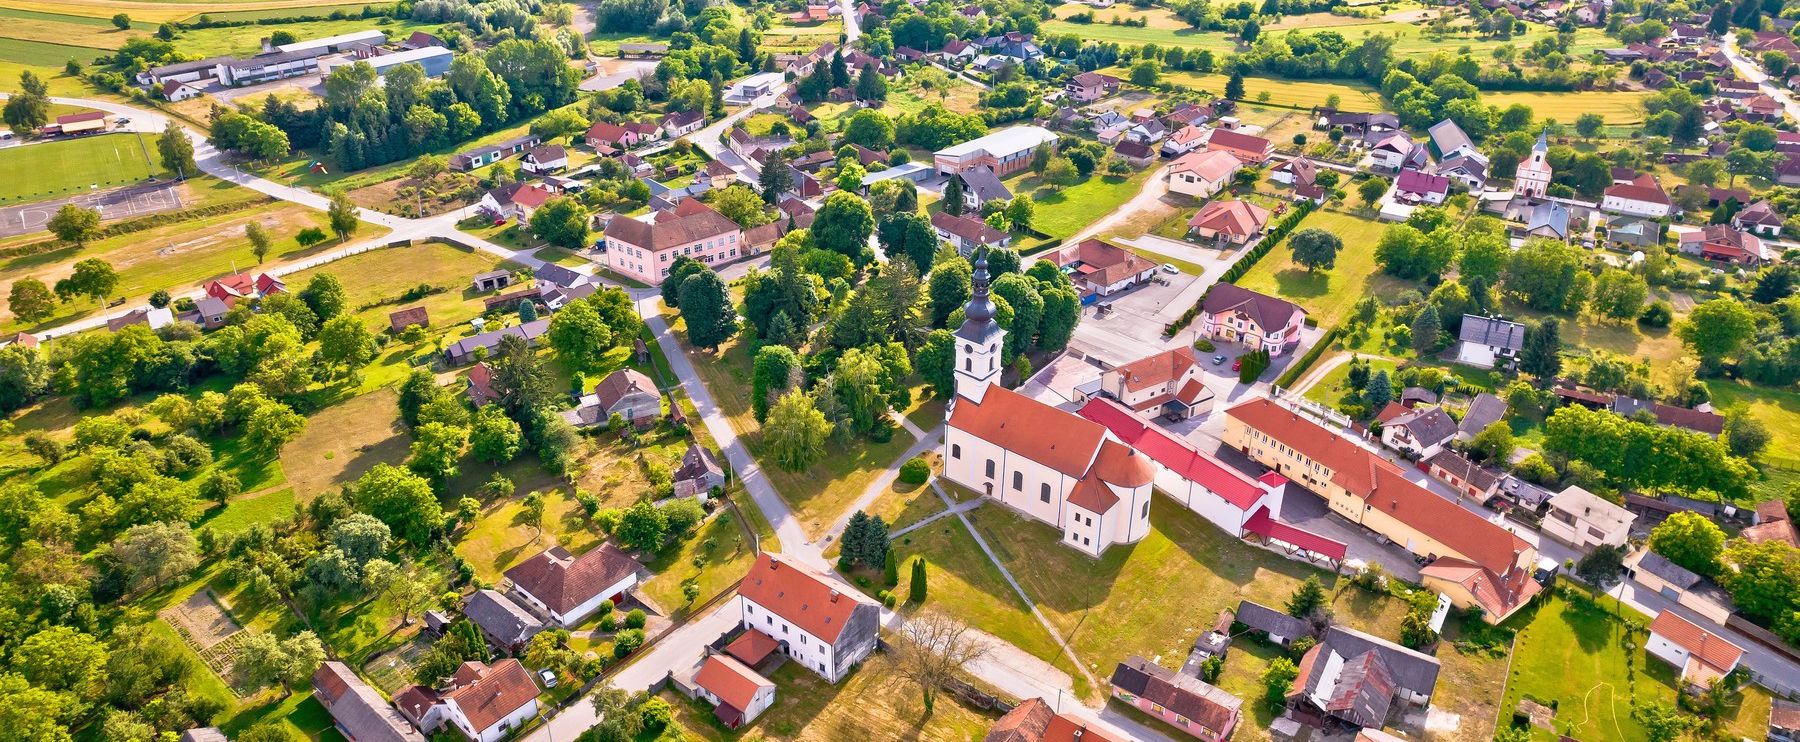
[940,251,1348,563]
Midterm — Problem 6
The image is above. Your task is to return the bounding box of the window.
[964,357,971,371]
[951,444,962,459]
[985,460,995,478]
[1142,502,1149,519]
[1012,471,1023,490]
[1040,484,1051,503]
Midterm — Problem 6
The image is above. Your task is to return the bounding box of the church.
[940,254,1157,556]
[940,252,1347,562]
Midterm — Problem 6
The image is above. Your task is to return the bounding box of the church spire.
[963,248,997,326]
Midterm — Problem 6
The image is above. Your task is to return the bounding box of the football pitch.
[0,132,159,204]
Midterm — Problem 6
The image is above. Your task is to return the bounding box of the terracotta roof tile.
[695,655,772,712]
[948,384,1107,479]
[738,552,877,643]
[1649,611,1744,676]
[502,543,638,616]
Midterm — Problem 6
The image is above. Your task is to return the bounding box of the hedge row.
[1273,326,1342,389]
[1162,200,1317,335]
[180,6,399,29]
[0,197,273,259]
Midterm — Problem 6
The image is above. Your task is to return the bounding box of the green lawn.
[202,487,298,534]
[1707,379,1800,473]
[1303,356,1397,404]
[1120,69,1385,111]
[0,132,159,203]
[0,36,103,65]
[173,18,446,57]
[196,3,391,22]
[1236,209,1400,329]
[1482,91,1653,125]
[1029,167,1158,240]
[966,497,1323,697]
[1499,590,1680,742]
[667,655,997,742]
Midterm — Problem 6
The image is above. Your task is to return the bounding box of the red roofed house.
[1052,238,1157,297]
[477,182,554,221]
[1065,72,1121,102]
[1602,174,1672,218]
[983,698,1128,742]
[1224,397,1542,622]
[1646,611,1745,688]
[314,661,426,742]
[1197,282,1307,356]
[694,655,776,728]
[584,121,649,149]
[501,543,641,627]
[1680,224,1771,265]
[1188,200,1272,245]
[1088,348,1210,417]
[1394,169,1450,205]
[737,552,881,683]
[1204,128,1273,163]
[395,660,540,742]
[205,273,286,303]
[602,199,746,284]
[465,361,499,407]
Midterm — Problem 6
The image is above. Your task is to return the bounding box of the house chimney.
[770,556,781,569]
[829,589,840,602]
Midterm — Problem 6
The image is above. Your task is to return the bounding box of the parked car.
[1212,355,1226,365]
[1161,263,1179,274]
[539,669,558,688]
[1231,358,1242,371]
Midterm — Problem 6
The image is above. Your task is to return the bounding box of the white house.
[1541,485,1635,550]
[736,552,881,684]
[694,655,776,728]
[1167,150,1241,199]
[395,660,540,742]
[161,79,203,102]
[519,145,568,174]
[725,72,784,103]
[1455,315,1526,368]
[1367,133,1412,171]
[1379,406,1459,459]
[1161,125,1208,156]
[1601,174,1672,218]
[1646,611,1744,688]
[501,544,640,628]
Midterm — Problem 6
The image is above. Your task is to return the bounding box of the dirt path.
[1065,163,1174,246]
[1286,350,1401,396]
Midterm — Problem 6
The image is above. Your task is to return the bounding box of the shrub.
[624,608,647,629]
[612,628,645,657]
[898,456,931,484]
[1193,338,1215,352]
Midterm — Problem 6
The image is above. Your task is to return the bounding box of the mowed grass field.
[0,133,158,203]
[1113,67,1385,110]
[0,7,153,51]
[0,0,354,24]
[1237,209,1406,328]
[174,18,445,56]
[1045,12,1610,58]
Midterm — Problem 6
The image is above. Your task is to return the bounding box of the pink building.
[602,199,746,284]
[1109,656,1241,741]
[1196,283,1306,356]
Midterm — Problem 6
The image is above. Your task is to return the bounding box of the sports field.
[0,133,159,203]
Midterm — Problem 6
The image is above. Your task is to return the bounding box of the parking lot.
[0,182,183,239]
[1067,271,1198,366]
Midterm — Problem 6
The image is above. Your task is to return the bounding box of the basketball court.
[0,181,184,239]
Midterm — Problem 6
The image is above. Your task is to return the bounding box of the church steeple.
[953,249,1005,405]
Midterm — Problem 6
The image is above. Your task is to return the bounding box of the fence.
[1272,326,1342,388]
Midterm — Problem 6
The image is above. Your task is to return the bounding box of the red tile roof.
[502,543,638,616]
[442,660,538,734]
[1649,610,1744,676]
[1110,348,1198,392]
[738,552,875,643]
[724,628,781,666]
[1188,200,1271,237]
[695,655,771,712]
[949,384,1107,479]
[1077,397,1265,510]
[1225,398,1530,576]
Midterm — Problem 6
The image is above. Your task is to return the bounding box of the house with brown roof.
[389,306,429,333]
[585,121,650,150]
[1051,238,1157,297]
[1378,406,1458,458]
[1224,397,1542,622]
[1064,71,1120,102]
[694,654,776,728]
[1732,199,1783,236]
[502,543,641,627]
[1204,128,1273,163]
[477,182,554,221]
[1680,224,1771,264]
[1743,499,1800,548]
[1167,149,1241,198]
[1647,611,1744,688]
[396,660,540,742]
[1601,173,1672,218]
[673,442,725,498]
[465,362,499,407]
[983,698,1128,742]
[1092,348,1209,417]
[562,368,661,429]
[314,662,427,742]
[1286,624,1441,729]
[1188,200,1271,244]
[205,273,286,302]
[601,199,746,284]
[1425,449,1502,502]
[1197,283,1306,356]
[737,552,881,683]
[932,211,1012,254]
[519,145,568,174]
[1110,656,1240,741]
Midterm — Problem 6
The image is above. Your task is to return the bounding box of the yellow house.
[1223,398,1542,623]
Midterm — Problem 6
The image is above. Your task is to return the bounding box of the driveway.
[580,58,655,91]
[208,74,322,104]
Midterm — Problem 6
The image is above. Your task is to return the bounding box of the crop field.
[0,35,106,64]
[174,18,443,56]
[1107,67,1385,110]
[0,133,158,203]
[194,1,390,21]
[0,0,348,24]
[0,7,154,52]
[1482,90,1651,125]
[1044,13,1611,59]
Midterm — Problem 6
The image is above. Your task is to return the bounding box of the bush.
[640,698,672,731]
[898,456,931,484]
[1193,338,1215,352]
[612,628,645,657]
[624,608,647,629]
[600,613,617,631]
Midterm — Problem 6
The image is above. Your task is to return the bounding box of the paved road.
[1725,35,1800,122]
